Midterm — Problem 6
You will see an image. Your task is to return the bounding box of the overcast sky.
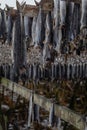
[0,0,40,9]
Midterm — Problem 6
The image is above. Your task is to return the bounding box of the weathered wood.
[34,93,52,111]
[23,5,38,17]
[1,78,31,100]
[60,0,81,4]
[0,77,85,130]
[69,0,81,4]
[54,104,85,130]
[34,0,54,11]
[23,3,53,17]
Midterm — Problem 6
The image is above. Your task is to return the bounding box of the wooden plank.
[41,3,54,11]
[64,0,81,4]
[0,77,85,130]
[54,104,85,130]
[1,78,31,100]
[23,5,38,17]
[34,93,52,111]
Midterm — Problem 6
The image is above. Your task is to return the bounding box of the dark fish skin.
[81,0,87,29]
[24,16,32,38]
[73,3,80,38]
[34,104,40,122]
[43,43,51,64]
[35,7,45,47]
[44,12,52,44]
[33,64,39,80]
[0,10,7,41]
[53,0,60,48]
[6,15,13,44]
[60,0,66,26]
[12,11,26,74]
[60,1,74,41]
[0,11,2,37]
[49,104,54,127]
[32,16,37,45]
[66,2,74,41]
[24,16,33,48]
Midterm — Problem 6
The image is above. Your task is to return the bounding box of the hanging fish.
[78,64,80,79]
[32,16,37,45]
[66,2,74,41]
[34,104,40,122]
[53,0,61,52]
[0,9,2,38]
[4,10,8,35]
[5,64,10,79]
[84,63,86,78]
[0,10,7,41]
[44,12,52,44]
[73,3,80,38]
[69,64,72,80]
[80,63,83,78]
[60,0,66,27]
[82,63,85,78]
[51,63,55,80]
[10,64,14,81]
[0,64,4,77]
[60,0,66,41]
[24,16,29,37]
[72,64,75,79]
[6,14,13,44]
[67,63,71,80]
[59,63,61,79]
[64,63,67,79]
[48,103,54,127]
[41,67,44,79]
[85,63,87,78]
[12,1,26,74]
[35,7,45,47]
[3,64,6,78]
[74,63,77,79]
[76,63,78,79]
[28,93,33,128]
[0,65,1,77]
[29,64,33,79]
[34,0,40,6]
[43,43,51,64]
[33,64,39,80]
[81,0,87,30]
[61,63,65,79]
[55,64,58,79]
[57,117,61,130]
[24,16,32,47]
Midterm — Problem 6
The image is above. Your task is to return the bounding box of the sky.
[0,0,40,9]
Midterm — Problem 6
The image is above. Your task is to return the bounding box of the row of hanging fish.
[0,0,87,77]
[0,0,87,48]
[0,62,87,81]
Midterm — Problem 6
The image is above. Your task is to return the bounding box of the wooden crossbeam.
[63,0,81,4]
[23,5,38,17]
[0,77,86,130]
[23,3,54,17]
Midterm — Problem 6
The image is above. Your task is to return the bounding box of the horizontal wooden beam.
[62,0,81,4]
[0,78,31,100]
[24,3,54,17]
[0,77,85,130]
[54,104,85,130]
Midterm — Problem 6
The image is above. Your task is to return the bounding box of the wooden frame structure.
[0,77,86,130]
